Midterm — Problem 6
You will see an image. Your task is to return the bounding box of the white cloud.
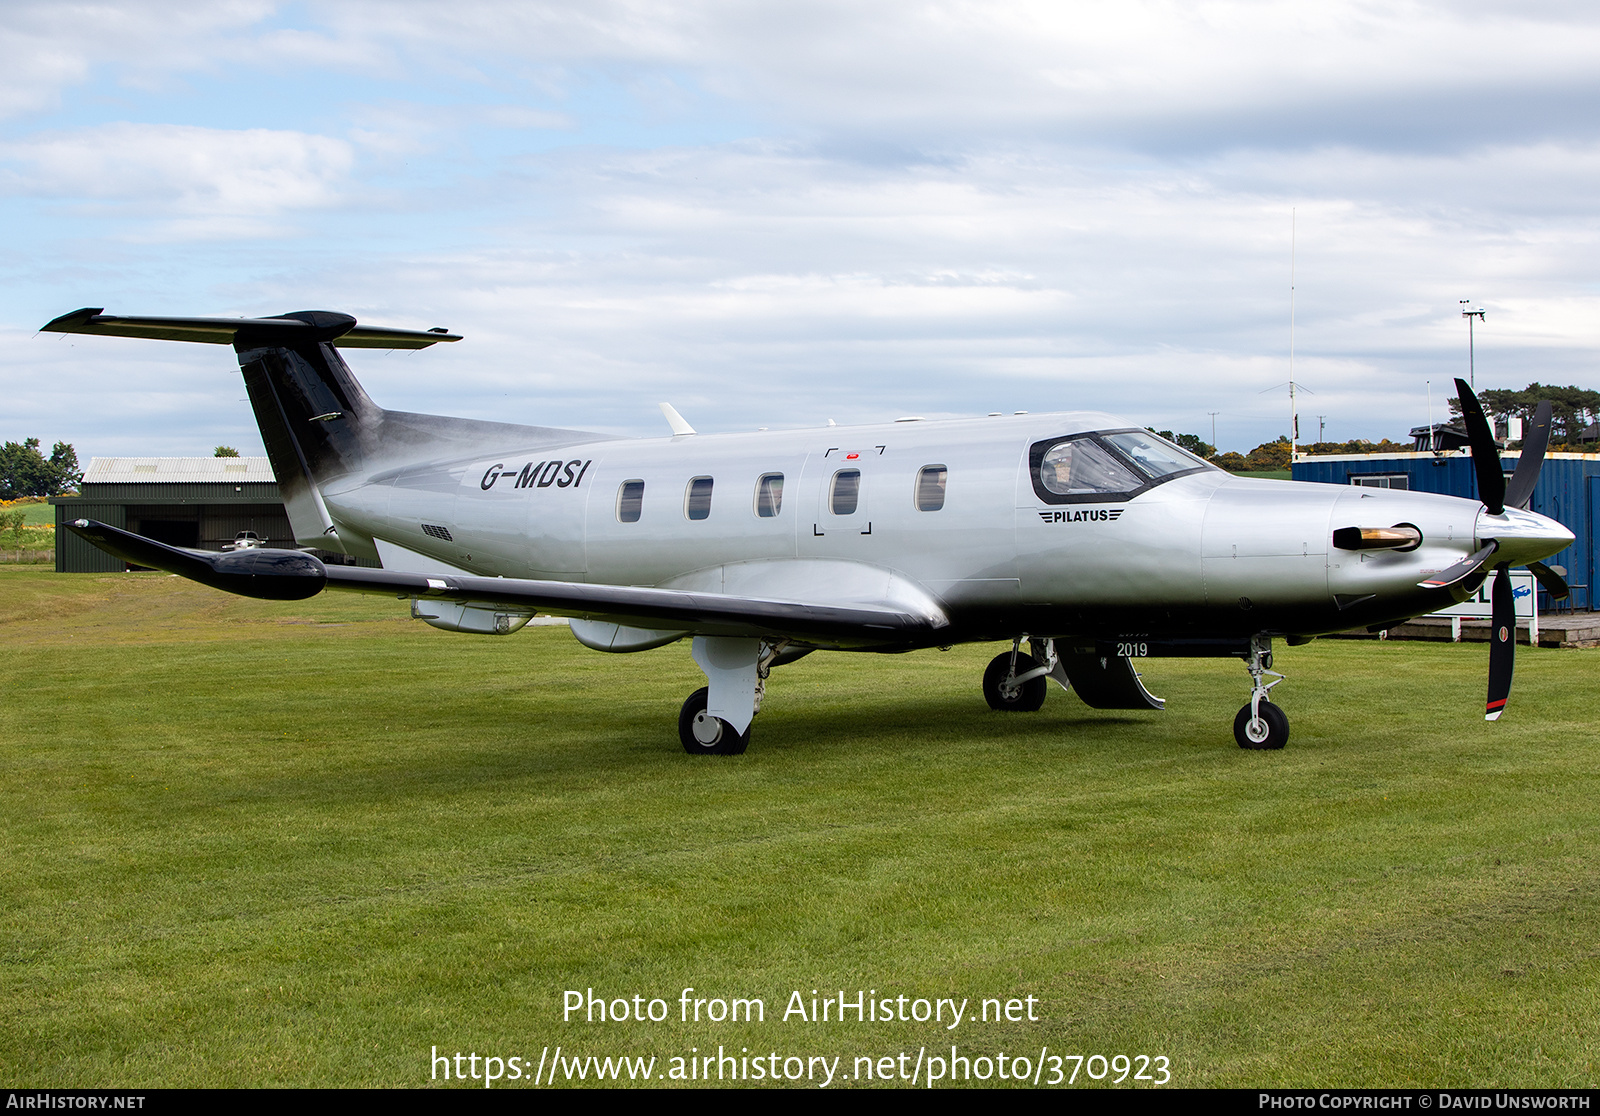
[1,2,1598,455]
[0,123,354,230]
[0,2,277,119]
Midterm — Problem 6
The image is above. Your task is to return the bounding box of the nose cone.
[1479,506,1575,567]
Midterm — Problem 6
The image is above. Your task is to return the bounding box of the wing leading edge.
[64,520,945,647]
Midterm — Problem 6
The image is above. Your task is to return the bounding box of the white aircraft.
[44,308,1574,753]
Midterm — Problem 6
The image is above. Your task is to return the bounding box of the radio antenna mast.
[1289,209,1298,460]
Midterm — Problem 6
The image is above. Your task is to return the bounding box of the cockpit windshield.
[1101,431,1213,479]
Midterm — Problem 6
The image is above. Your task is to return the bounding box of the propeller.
[1450,379,1565,720]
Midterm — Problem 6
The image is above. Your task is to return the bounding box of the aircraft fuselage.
[318,410,1563,649]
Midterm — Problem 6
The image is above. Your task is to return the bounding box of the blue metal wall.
[1292,453,1600,611]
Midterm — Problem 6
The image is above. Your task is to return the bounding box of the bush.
[1246,438,1291,470]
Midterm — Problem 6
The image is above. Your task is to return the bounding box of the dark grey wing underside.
[324,566,936,643]
[65,520,943,647]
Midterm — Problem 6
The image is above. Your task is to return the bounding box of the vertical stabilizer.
[234,314,382,549]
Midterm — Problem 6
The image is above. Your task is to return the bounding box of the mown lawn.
[2,566,1598,1088]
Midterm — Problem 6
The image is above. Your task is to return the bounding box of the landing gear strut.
[678,687,749,755]
[678,638,783,755]
[1233,634,1288,749]
[983,636,1058,712]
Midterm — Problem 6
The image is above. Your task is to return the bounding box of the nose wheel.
[1233,635,1288,749]
[1234,701,1289,749]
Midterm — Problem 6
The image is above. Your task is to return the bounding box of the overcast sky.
[3,0,1597,457]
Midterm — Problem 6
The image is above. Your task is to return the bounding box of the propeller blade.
[1455,378,1504,515]
[1418,540,1499,591]
[1504,400,1553,511]
[1485,564,1515,721]
[1527,560,1570,601]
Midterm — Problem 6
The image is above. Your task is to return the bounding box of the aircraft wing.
[326,565,937,643]
[64,520,943,646]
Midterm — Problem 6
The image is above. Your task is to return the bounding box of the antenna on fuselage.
[659,402,696,436]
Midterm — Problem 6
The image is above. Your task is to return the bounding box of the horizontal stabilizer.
[64,520,945,646]
[66,519,327,600]
[41,308,460,349]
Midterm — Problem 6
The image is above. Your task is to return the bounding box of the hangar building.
[52,457,301,573]
[1292,450,1600,612]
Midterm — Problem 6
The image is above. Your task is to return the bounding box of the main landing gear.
[677,637,789,755]
[983,637,1057,712]
[1234,634,1288,750]
[679,686,749,755]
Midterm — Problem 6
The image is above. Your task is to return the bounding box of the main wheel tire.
[983,651,1048,712]
[678,687,749,755]
[1233,701,1289,750]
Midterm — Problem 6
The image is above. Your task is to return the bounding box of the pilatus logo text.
[1038,508,1124,523]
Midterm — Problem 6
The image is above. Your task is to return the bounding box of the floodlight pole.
[1461,300,1486,390]
[1209,411,1220,450]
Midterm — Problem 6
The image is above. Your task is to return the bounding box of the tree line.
[0,439,81,500]
[1448,383,1600,448]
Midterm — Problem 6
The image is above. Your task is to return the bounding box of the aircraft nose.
[1479,506,1575,567]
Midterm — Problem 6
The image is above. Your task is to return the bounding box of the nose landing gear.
[1234,635,1288,749]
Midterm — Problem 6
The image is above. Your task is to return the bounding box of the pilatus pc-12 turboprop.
[45,307,1574,753]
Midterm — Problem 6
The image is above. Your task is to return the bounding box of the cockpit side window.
[1037,439,1141,497]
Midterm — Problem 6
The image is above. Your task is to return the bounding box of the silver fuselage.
[319,410,1572,647]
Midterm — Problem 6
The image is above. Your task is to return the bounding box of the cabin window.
[1038,439,1141,496]
[831,469,861,515]
[685,476,714,520]
[1101,431,1208,479]
[915,465,947,511]
[616,480,644,523]
[756,473,784,517]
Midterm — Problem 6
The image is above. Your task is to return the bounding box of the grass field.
[13,500,56,527]
[0,500,55,561]
[4,566,1599,1088]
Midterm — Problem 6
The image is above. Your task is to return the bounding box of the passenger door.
[800,444,882,558]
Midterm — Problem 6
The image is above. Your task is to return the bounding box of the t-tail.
[40,307,598,559]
